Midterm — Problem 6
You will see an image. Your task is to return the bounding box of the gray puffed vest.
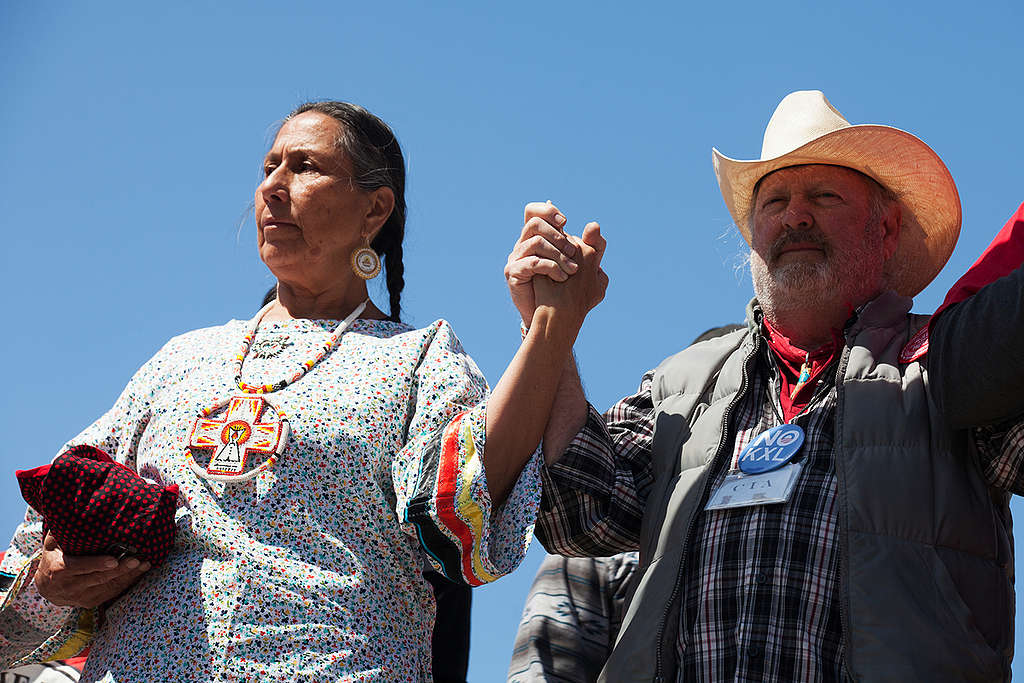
[601,293,1014,682]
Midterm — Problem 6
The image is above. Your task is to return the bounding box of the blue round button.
[738,423,804,474]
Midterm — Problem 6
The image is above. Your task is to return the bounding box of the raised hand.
[34,532,150,608]
[505,201,581,326]
[487,206,608,502]
[533,220,608,330]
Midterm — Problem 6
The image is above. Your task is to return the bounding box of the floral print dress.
[0,316,542,682]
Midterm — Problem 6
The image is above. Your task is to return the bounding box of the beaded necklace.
[185,299,368,483]
[231,299,368,394]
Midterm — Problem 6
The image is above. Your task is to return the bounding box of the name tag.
[704,462,803,511]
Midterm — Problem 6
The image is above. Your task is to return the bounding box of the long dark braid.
[371,221,405,325]
[284,101,407,322]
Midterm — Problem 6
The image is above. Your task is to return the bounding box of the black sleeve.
[928,263,1024,429]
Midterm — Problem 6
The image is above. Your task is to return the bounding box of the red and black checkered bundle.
[16,445,179,566]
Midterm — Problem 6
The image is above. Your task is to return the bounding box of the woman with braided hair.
[255,287,473,683]
[0,101,608,681]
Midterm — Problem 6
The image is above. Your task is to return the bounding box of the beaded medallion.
[187,395,289,481]
[250,336,293,359]
[185,299,367,483]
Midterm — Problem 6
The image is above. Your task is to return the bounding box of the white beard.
[750,223,887,326]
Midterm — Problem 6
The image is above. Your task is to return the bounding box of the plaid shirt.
[537,337,1021,682]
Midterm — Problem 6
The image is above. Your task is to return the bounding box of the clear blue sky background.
[2,1,1022,679]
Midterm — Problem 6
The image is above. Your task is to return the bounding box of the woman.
[257,284,473,683]
[0,102,607,681]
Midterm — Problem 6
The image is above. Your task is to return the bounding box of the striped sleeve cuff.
[0,551,94,668]
[404,404,540,585]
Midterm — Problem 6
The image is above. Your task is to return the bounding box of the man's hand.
[34,532,150,608]
[485,205,607,502]
[533,221,609,329]
[505,201,581,326]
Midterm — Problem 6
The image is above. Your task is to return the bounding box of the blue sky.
[2,1,1022,679]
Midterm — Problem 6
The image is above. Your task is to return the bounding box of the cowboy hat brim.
[713,123,961,297]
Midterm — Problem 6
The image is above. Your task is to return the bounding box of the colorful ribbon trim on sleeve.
[405,411,498,586]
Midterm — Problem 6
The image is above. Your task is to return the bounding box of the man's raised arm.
[928,201,1024,428]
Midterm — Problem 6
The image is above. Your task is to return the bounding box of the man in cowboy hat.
[502,90,1021,680]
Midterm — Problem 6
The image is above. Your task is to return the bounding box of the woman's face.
[256,112,385,293]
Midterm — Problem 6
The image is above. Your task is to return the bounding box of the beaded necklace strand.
[185,299,368,482]
[231,298,368,394]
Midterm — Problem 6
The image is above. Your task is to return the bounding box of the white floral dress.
[0,316,542,682]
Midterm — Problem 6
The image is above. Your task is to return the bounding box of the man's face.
[749,164,896,313]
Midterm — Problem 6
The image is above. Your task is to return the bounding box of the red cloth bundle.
[16,445,179,566]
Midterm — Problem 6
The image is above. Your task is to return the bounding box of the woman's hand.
[486,210,607,503]
[34,532,150,608]
[505,202,581,326]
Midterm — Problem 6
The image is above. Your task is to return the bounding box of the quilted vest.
[601,293,1014,682]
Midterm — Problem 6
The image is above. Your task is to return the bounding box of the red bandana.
[762,319,840,422]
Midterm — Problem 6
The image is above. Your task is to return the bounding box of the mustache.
[770,229,829,261]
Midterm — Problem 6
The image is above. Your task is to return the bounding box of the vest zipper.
[653,333,761,682]
[832,344,857,682]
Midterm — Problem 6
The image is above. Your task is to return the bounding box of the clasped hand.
[505,201,608,329]
[34,532,150,608]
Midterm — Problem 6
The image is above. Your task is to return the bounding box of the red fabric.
[900,201,1024,362]
[935,201,1024,318]
[763,319,840,422]
[16,445,178,566]
[62,654,88,671]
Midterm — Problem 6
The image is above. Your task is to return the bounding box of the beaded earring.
[351,236,381,280]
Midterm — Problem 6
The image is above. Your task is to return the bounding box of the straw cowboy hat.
[713,90,961,297]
